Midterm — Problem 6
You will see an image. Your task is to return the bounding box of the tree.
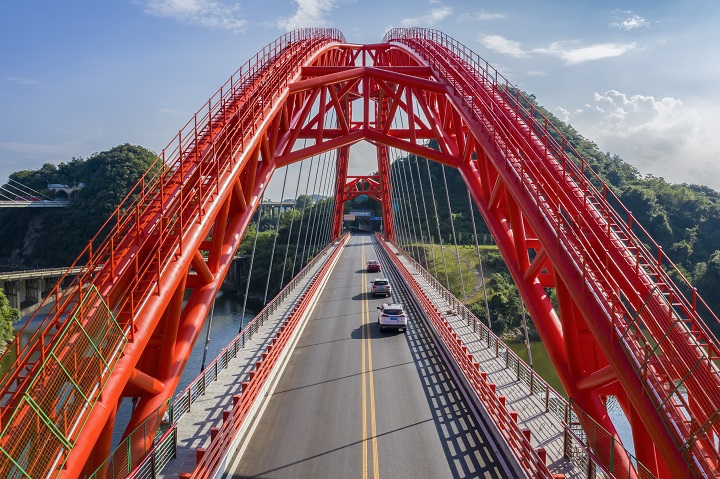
[0,289,19,346]
[296,195,312,210]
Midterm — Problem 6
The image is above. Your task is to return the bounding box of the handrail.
[375,235,552,477]
[189,233,350,477]
[383,28,720,476]
[387,236,656,479]
[0,28,346,479]
[88,236,345,479]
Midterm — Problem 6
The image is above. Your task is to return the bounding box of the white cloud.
[139,0,246,31]
[535,42,637,64]
[479,36,636,64]
[401,5,453,26]
[459,12,504,22]
[7,77,38,86]
[558,90,720,188]
[278,0,338,31]
[612,14,649,31]
[479,34,527,58]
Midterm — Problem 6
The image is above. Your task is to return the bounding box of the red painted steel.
[376,235,553,478]
[188,234,349,477]
[0,27,717,479]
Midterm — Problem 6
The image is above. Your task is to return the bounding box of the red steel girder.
[1,28,718,479]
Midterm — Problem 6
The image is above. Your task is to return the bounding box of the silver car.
[370,277,391,297]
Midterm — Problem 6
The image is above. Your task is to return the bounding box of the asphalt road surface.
[224,233,517,478]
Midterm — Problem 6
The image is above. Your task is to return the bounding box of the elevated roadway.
[222,233,521,478]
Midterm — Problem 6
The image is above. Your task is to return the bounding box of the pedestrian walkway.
[159,241,343,477]
[381,238,582,478]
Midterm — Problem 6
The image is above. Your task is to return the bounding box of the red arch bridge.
[1,28,719,479]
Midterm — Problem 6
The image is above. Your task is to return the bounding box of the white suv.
[377,303,407,332]
[370,277,391,297]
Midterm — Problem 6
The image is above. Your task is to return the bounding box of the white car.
[377,303,407,332]
[370,277,391,297]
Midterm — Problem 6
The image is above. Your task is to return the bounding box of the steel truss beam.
[1,29,717,479]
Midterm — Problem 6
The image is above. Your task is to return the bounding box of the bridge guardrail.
[88,235,347,479]
[0,27,348,478]
[375,235,553,478]
[188,233,349,477]
[380,235,656,479]
[385,27,719,476]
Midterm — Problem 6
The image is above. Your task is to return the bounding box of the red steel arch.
[0,28,718,479]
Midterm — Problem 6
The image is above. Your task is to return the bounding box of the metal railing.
[88,236,345,479]
[0,27,346,479]
[385,236,656,479]
[383,28,720,477]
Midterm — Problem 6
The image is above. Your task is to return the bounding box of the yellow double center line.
[361,244,380,479]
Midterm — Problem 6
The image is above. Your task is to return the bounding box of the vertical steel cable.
[200,298,216,371]
[521,301,533,367]
[415,156,439,278]
[279,158,304,288]
[315,149,336,252]
[425,157,450,289]
[320,150,339,245]
[262,166,289,304]
[305,108,335,259]
[398,112,429,271]
[401,154,430,272]
[305,150,330,262]
[301,150,325,266]
[292,156,315,277]
[397,154,423,265]
[389,146,412,254]
[390,116,421,261]
[241,197,264,331]
[441,164,467,303]
[468,190,492,329]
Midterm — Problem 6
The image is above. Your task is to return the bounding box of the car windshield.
[369,261,379,265]
[374,280,388,285]
[384,308,403,315]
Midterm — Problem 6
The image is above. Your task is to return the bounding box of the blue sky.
[2,0,719,194]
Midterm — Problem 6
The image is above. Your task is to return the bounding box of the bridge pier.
[24,278,41,308]
[1,280,19,309]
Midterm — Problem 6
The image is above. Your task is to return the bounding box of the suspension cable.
[402,154,430,273]
[390,116,421,261]
[389,146,414,256]
[521,300,534,367]
[301,151,325,266]
[279,158,304,288]
[306,109,336,259]
[441,164,467,303]
[314,150,336,253]
[241,196,265,331]
[291,156,315,277]
[200,298,216,371]
[413,156,439,278]
[304,150,330,263]
[262,166,289,305]
[316,110,339,250]
[468,190,492,329]
[425,157,450,289]
[397,113,430,272]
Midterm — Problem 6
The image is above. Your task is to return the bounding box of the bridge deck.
[159,243,340,477]
[383,239,580,478]
[219,233,520,478]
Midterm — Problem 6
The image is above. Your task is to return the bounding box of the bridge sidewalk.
[159,244,339,478]
[382,240,581,479]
